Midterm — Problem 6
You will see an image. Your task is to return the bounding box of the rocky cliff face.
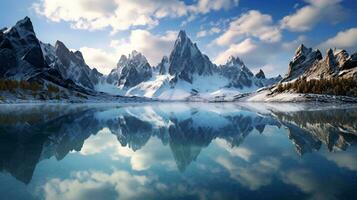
[166,30,216,83]
[281,44,357,82]
[255,69,266,79]
[0,17,100,96]
[107,50,152,88]
[0,17,47,79]
[219,56,281,89]
[125,31,281,100]
[282,44,322,82]
[41,40,103,89]
[303,48,357,80]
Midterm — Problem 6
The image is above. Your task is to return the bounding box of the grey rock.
[255,69,266,79]
[168,30,215,83]
[107,51,152,88]
[282,44,322,82]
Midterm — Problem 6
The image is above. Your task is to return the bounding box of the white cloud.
[216,156,280,190]
[214,10,282,45]
[323,151,357,171]
[282,35,308,51]
[193,0,239,14]
[80,47,118,74]
[196,27,221,38]
[214,38,257,64]
[80,30,177,74]
[33,0,238,33]
[281,0,346,32]
[43,170,153,200]
[281,169,340,200]
[213,38,291,76]
[215,139,253,161]
[318,28,357,51]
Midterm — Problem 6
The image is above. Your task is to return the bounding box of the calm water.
[0,103,356,200]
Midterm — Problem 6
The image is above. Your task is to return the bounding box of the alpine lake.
[0,102,356,200]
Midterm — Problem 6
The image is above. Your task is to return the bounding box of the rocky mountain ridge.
[282,44,357,82]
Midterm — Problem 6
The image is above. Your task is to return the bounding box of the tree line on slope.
[275,77,357,97]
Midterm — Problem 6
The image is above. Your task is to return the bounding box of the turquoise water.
[0,103,356,200]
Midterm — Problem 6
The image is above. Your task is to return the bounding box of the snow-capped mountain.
[164,30,215,83]
[123,31,281,100]
[302,48,357,80]
[219,56,281,89]
[0,17,97,95]
[1,17,282,102]
[282,44,323,82]
[106,50,152,88]
[41,40,103,89]
[280,44,357,82]
[243,44,357,102]
[0,16,47,79]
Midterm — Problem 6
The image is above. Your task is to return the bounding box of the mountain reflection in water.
[0,103,356,200]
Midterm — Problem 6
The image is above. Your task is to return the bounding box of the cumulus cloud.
[215,139,253,161]
[196,27,221,38]
[43,170,152,200]
[80,30,177,74]
[216,156,280,190]
[213,38,291,76]
[193,0,239,14]
[214,10,282,46]
[214,38,257,64]
[33,0,238,33]
[280,0,347,32]
[281,169,341,200]
[80,47,118,75]
[318,28,357,51]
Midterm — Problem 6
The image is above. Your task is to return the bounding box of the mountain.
[0,17,282,102]
[282,44,357,82]
[165,30,215,83]
[302,48,357,80]
[0,17,97,95]
[41,40,103,89]
[106,50,152,88]
[219,56,281,89]
[0,17,151,103]
[282,44,322,82]
[0,17,47,79]
[243,44,357,102]
[124,31,281,100]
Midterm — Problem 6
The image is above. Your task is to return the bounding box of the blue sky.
[0,0,356,75]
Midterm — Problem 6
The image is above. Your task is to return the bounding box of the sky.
[0,0,356,76]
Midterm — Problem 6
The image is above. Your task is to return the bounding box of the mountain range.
[0,17,356,102]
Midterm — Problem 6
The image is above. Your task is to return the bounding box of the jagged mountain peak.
[128,50,148,63]
[255,69,266,79]
[117,55,128,67]
[13,16,34,34]
[158,56,169,74]
[282,44,322,82]
[55,40,68,51]
[226,56,245,67]
[168,30,215,83]
[73,51,84,61]
[177,30,188,41]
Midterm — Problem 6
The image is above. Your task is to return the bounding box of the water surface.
[0,103,356,200]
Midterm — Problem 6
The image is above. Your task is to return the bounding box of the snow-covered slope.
[124,31,281,100]
[96,50,153,95]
